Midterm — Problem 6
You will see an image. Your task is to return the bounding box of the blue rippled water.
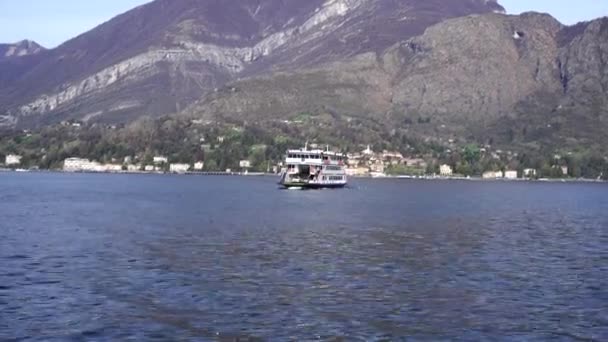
[1,173,607,340]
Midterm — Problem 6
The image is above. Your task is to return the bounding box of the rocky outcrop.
[0,40,45,59]
[557,18,608,115]
[388,12,563,121]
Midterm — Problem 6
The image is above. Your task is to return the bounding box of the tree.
[463,144,481,164]
[205,159,218,171]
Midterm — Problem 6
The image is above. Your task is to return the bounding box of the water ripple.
[0,174,607,340]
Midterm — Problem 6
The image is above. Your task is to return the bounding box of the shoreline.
[2,168,605,184]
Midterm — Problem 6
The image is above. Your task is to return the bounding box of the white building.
[144,165,155,172]
[193,161,204,171]
[439,164,453,176]
[483,171,503,179]
[63,158,100,172]
[63,158,125,172]
[523,168,537,177]
[239,160,251,168]
[382,151,404,160]
[345,167,370,176]
[102,164,123,172]
[504,170,518,179]
[127,164,141,172]
[153,156,168,164]
[170,163,190,173]
[346,153,362,167]
[5,154,22,166]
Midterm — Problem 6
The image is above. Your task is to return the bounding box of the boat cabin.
[285,149,345,165]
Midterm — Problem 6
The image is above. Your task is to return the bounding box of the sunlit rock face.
[0,40,45,59]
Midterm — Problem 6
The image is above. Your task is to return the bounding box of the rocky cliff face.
[557,18,608,115]
[185,12,608,148]
[0,0,504,128]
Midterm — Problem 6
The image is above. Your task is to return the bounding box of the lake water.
[1,173,607,340]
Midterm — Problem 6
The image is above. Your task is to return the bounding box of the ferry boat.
[279,145,347,189]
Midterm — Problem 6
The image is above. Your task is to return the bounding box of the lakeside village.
[0,143,589,181]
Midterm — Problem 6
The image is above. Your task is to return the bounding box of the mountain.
[1,0,606,154]
[0,40,45,59]
[185,13,608,150]
[0,0,505,128]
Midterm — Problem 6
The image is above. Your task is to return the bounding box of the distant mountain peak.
[0,39,46,58]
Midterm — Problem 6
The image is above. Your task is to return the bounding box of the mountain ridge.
[180,12,608,151]
[0,40,45,59]
[0,0,506,128]
[1,0,606,154]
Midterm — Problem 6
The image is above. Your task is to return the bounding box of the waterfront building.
[103,164,123,172]
[345,167,370,176]
[170,164,190,173]
[127,164,141,172]
[63,158,100,172]
[504,171,518,179]
[5,154,22,166]
[483,171,502,179]
[439,164,453,176]
[153,156,168,164]
[523,169,537,177]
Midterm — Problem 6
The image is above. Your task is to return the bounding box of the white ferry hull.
[280,180,347,189]
[279,173,347,189]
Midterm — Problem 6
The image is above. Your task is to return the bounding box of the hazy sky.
[0,0,606,48]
